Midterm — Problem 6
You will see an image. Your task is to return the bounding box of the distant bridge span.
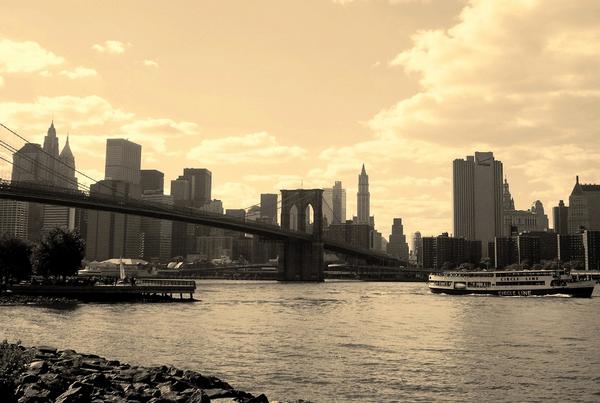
[0,181,402,272]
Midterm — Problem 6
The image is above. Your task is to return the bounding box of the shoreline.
[3,344,274,403]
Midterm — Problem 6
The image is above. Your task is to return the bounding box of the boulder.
[187,390,210,403]
[37,346,57,354]
[55,381,93,403]
[247,394,270,403]
[28,361,48,374]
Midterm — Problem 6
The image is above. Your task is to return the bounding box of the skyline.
[1,0,600,238]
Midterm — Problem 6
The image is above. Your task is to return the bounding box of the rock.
[19,373,39,384]
[247,394,270,403]
[55,381,93,403]
[82,372,112,388]
[16,383,51,403]
[37,346,58,354]
[28,361,48,374]
[187,390,210,403]
[132,369,152,383]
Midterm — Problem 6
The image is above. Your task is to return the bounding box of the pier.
[8,279,196,302]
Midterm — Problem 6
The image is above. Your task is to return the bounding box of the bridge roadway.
[0,181,400,265]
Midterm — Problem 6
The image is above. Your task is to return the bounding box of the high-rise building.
[356,164,371,225]
[332,181,346,224]
[85,179,142,261]
[502,179,549,236]
[43,135,79,235]
[412,231,423,267]
[260,193,278,225]
[387,218,409,261]
[141,193,173,262]
[105,139,142,185]
[422,233,481,270]
[140,169,164,194]
[568,176,600,233]
[553,200,569,236]
[453,152,503,257]
[583,231,600,271]
[558,233,585,267]
[179,168,211,206]
[325,221,371,250]
[85,139,142,261]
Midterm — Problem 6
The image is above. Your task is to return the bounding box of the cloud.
[120,118,198,136]
[322,0,600,237]
[92,40,130,54]
[59,66,98,79]
[143,59,159,68]
[0,38,64,85]
[186,132,307,164]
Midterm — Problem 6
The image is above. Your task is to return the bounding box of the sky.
[1,0,599,242]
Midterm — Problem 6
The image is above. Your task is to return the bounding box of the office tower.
[0,200,28,239]
[11,143,47,241]
[141,193,173,262]
[140,169,164,194]
[553,200,569,236]
[170,178,190,201]
[332,181,346,224]
[356,164,371,225]
[178,168,211,207]
[324,221,371,250]
[260,193,278,225]
[105,139,142,184]
[453,152,503,256]
[422,233,481,270]
[43,135,78,235]
[85,139,142,261]
[583,231,600,270]
[387,218,409,261]
[412,231,423,267]
[558,233,585,267]
[568,176,600,233]
[85,179,142,261]
[226,209,246,220]
[41,121,59,183]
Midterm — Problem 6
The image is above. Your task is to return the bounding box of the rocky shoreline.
[3,344,275,403]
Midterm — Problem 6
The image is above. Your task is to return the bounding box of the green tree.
[0,235,32,286]
[34,228,85,279]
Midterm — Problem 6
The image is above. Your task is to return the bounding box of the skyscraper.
[553,200,569,236]
[568,176,600,233]
[332,181,346,224]
[453,152,503,257]
[43,135,79,235]
[260,193,278,225]
[105,139,142,185]
[85,139,142,260]
[412,231,423,267]
[387,218,409,261]
[140,169,164,194]
[179,168,211,207]
[356,164,371,225]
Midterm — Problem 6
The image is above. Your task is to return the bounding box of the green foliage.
[34,228,85,279]
[0,235,32,284]
[0,340,33,396]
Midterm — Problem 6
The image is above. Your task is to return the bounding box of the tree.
[0,235,32,286]
[34,228,85,279]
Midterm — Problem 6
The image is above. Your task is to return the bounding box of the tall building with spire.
[43,133,80,235]
[356,164,372,226]
[501,176,548,236]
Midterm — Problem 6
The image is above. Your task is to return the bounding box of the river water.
[2,281,600,402]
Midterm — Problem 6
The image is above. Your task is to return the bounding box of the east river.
[2,281,600,402]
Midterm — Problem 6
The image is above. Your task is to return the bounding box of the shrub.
[0,340,33,398]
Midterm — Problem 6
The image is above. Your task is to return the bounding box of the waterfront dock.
[8,279,196,302]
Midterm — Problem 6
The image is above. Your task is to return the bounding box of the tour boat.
[428,269,595,298]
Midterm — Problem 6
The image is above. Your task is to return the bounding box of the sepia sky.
[1,0,599,240]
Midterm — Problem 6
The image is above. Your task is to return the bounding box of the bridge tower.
[279,189,325,281]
